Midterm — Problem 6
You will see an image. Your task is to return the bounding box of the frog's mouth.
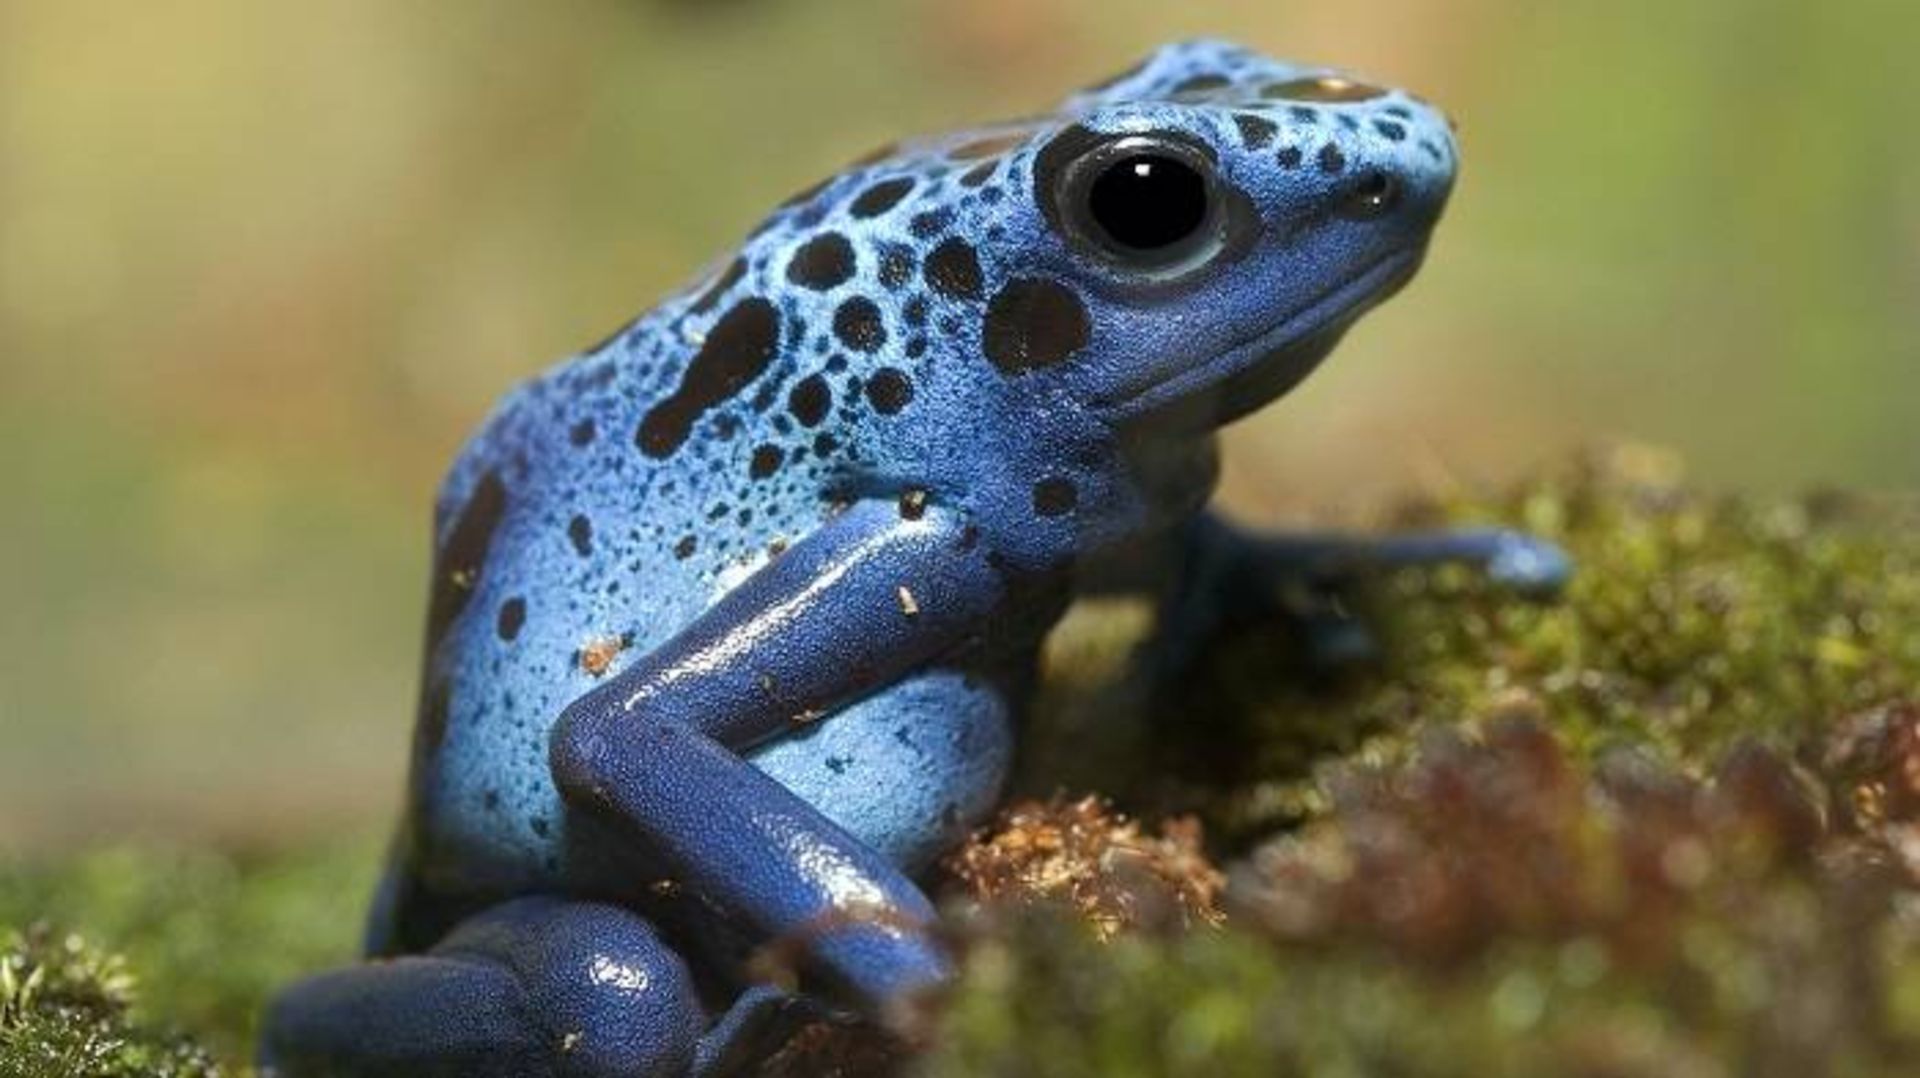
[1097,246,1425,432]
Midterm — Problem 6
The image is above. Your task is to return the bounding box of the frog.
[260,38,1569,1078]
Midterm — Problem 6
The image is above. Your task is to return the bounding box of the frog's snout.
[1220,68,1459,239]
[1320,97,1458,234]
[1339,157,1450,235]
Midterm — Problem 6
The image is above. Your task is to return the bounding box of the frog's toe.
[1482,531,1573,596]
[497,899,706,1077]
[693,985,844,1078]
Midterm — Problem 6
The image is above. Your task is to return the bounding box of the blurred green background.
[1,0,1914,852]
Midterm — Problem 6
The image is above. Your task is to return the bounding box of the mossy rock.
[8,449,1920,1075]
[1022,448,1920,840]
[931,448,1920,1076]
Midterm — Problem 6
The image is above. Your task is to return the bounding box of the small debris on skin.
[577,634,628,677]
[897,586,920,617]
[899,488,928,521]
[944,796,1224,939]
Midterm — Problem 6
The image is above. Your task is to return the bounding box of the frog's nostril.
[1337,171,1401,221]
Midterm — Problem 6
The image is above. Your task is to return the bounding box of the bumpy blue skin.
[261,39,1568,1077]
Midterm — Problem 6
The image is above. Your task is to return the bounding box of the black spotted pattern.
[878,246,915,290]
[1171,73,1230,96]
[788,373,832,427]
[909,210,952,239]
[496,596,526,641]
[850,178,914,218]
[787,233,856,290]
[983,279,1089,374]
[567,515,593,557]
[637,299,781,458]
[923,238,983,300]
[1233,114,1278,150]
[865,368,913,414]
[833,297,887,352]
[424,470,507,657]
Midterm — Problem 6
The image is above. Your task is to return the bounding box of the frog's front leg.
[550,498,1012,1011]
[1145,510,1571,678]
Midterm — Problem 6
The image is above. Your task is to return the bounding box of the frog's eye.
[1088,153,1208,249]
[1054,134,1226,277]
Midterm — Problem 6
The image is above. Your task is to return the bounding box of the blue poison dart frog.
[262,39,1568,1078]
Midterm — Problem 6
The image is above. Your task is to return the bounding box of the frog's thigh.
[745,666,1015,872]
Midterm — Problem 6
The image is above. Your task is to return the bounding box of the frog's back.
[391,123,1035,909]
[394,297,855,904]
[383,35,1462,938]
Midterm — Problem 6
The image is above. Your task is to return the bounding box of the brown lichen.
[943,796,1223,939]
[1825,699,1920,885]
[1225,717,1884,976]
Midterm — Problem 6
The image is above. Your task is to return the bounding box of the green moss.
[0,926,222,1078]
[11,452,1920,1075]
[1370,451,1920,764]
[929,449,1920,1076]
[931,905,1920,1078]
[0,838,377,1064]
[1029,450,1920,841]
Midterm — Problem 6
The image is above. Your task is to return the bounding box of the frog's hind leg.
[260,896,704,1078]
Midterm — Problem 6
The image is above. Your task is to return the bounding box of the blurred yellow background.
[2,0,1913,850]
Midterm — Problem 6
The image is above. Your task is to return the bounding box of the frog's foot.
[692,985,847,1077]
[1360,527,1573,598]
[259,897,704,1078]
[1151,516,1572,681]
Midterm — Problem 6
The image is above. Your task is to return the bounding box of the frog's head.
[930,39,1459,436]
[720,40,1456,499]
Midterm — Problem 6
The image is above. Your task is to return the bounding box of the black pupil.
[1087,153,1209,251]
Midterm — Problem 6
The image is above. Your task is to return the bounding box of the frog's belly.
[744,667,1015,871]
[419,666,1014,901]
